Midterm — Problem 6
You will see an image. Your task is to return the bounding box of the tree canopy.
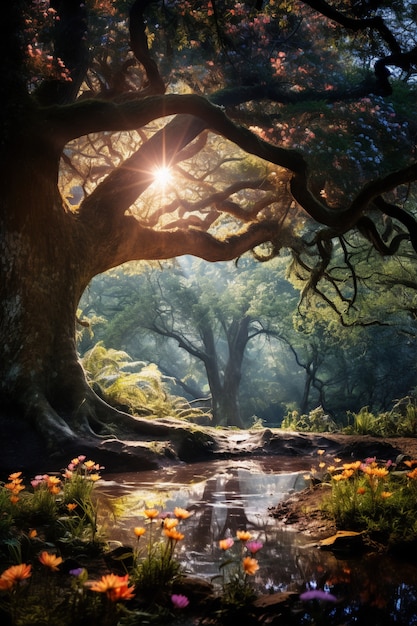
[1,0,417,459]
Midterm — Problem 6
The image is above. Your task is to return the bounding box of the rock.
[319,530,364,553]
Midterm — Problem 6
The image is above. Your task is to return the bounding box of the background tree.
[1,1,417,456]
[80,254,417,426]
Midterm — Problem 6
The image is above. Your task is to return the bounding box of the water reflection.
[97,457,417,624]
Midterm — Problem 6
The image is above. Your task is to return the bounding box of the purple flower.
[246,540,263,554]
[171,594,189,609]
[300,589,337,602]
[69,568,85,577]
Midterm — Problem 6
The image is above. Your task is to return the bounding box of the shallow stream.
[97,456,417,624]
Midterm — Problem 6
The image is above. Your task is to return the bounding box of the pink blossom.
[246,540,263,554]
[171,594,189,609]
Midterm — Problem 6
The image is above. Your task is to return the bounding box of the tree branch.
[129,0,165,94]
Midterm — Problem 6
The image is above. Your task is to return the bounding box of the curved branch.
[373,195,417,253]
[49,94,306,175]
[301,0,401,55]
[89,217,294,276]
[129,0,165,94]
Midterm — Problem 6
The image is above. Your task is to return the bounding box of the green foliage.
[344,397,417,437]
[281,406,338,432]
[81,342,210,422]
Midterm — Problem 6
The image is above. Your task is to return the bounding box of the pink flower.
[171,594,189,609]
[246,540,263,554]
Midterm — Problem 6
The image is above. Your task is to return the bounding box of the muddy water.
[97,456,417,624]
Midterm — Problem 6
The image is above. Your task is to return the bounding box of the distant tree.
[2,1,417,452]
[91,256,299,427]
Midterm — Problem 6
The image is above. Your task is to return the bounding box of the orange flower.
[357,487,367,495]
[134,526,146,537]
[84,460,96,470]
[0,563,32,589]
[407,467,417,480]
[67,503,77,512]
[242,556,259,576]
[10,495,20,504]
[164,528,184,541]
[164,518,179,530]
[143,508,159,519]
[380,491,393,499]
[108,584,135,602]
[39,551,63,572]
[0,577,14,591]
[8,472,23,481]
[174,507,191,519]
[28,529,37,538]
[5,482,25,493]
[219,538,234,550]
[236,530,252,542]
[89,573,135,602]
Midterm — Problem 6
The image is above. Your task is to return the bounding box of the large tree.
[1,0,417,456]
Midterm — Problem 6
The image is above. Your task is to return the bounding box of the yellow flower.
[0,563,32,589]
[174,507,191,519]
[163,528,184,541]
[317,449,325,456]
[332,474,345,482]
[144,508,159,519]
[84,460,96,470]
[236,530,252,542]
[39,551,63,572]
[89,473,101,482]
[363,466,389,479]
[318,462,326,469]
[134,526,146,537]
[343,461,361,471]
[327,465,336,473]
[242,556,259,576]
[46,475,61,486]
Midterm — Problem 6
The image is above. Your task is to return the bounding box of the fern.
[81,342,210,421]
